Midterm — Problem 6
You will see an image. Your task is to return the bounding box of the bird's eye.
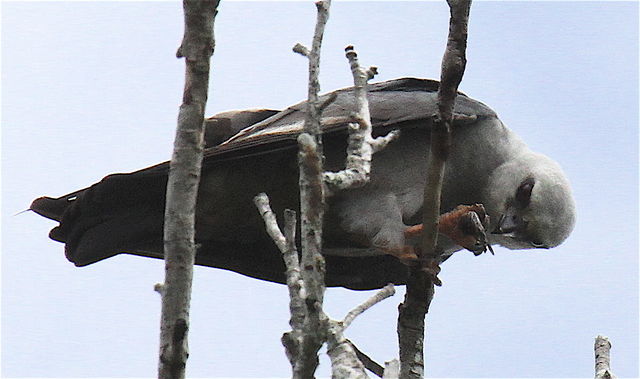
[515,177,535,208]
[530,240,547,248]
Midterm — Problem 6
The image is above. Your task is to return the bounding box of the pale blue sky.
[2,1,638,378]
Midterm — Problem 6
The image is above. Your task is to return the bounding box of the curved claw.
[439,204,495,256]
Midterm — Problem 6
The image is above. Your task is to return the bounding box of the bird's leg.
[403,204,493,255]
[382,204,493,286]
[404,223,424,240]
[378,244,443,286]
[379,245,420,265]
[375,227,443,286]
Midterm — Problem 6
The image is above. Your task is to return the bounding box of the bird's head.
[484,152,576,250]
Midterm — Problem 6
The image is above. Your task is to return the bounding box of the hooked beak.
[491,207,526,237]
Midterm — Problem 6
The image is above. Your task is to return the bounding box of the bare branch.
[292,1,332,377]
[289,4,397,378]
[253,194,304,330]
[349,340,385,378]
[254,193,288,253]
[299,0,331,138]
[293,43,310,57]
[325,285,396,377]
[343,283,395,330]
[324,45,399,191]
[158,2,219,379]
[253,193,306,367]
[326,318,367,379]
[595,335,616,379]
[420,0,471,261]
[282,209,306,335]
[382,359,400,379]
[398,1,472,378]
[296,132,327,378]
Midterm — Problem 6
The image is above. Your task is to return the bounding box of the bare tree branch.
[254,193,289,253]
[595,335,616,379]
[350,340,385,378]
[420,0,471,261]
[343,283,395,330]
[383,359,400,379]
[324,285,396,378]
[296,132,327,378]
[326,318,368,379]
[397,1,472,378]
[324,46,400,191]
[157,1,219,379]
[253,193,306,367]
[292,1,333,376]
[273,3,400,377]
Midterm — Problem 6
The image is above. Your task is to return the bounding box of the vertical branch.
[157,2,219,379]
[594,335,616,379]
[397,1,472,378]
[292,1,332,377]
[421,0,471,259]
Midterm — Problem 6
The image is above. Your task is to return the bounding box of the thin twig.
[343,283,395,330]
[325,284,395,377]
[253,193,305,367]
[254,193,288,253]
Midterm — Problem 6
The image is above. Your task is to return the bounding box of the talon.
[487,243,495,255]
[438,204,494,256]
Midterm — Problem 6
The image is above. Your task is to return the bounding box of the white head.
[484,151,576,250]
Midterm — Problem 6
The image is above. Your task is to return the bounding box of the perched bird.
[30,78,576,290]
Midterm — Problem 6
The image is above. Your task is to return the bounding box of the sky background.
[1,1,638,378]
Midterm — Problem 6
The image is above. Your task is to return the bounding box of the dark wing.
[209,77,494,157]
[203,108,279,146]
[30,77,495,290]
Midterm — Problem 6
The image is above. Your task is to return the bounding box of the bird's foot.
[406,204,494,256]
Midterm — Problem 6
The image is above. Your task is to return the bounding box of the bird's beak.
[491,206,524,236]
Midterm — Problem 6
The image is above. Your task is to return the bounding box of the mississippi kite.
[31,78,576,290]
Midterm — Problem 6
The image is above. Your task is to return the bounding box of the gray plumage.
[30,78,576,290]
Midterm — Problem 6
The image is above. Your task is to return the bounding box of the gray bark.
[292,2,333,376]
[157,2,219,379]
[595,335,616,379]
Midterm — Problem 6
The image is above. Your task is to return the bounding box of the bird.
[30,77,576,290]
